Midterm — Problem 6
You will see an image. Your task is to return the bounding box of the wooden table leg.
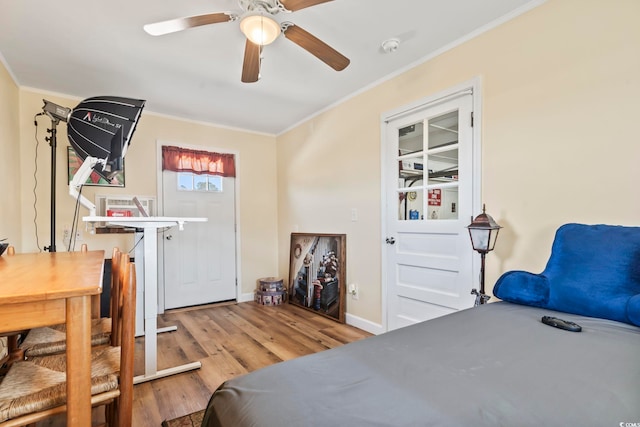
[92,294,101,319]
[66,295,92,426]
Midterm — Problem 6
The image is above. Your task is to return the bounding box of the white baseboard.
[242,291,384,335]
[239,292,255,303]
[346,313,384,335]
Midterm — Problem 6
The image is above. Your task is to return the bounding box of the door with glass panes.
[385,91,476,331]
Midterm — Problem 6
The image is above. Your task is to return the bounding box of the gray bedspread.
[202,302,640,427]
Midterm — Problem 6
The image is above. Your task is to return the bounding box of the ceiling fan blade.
[143,13,233,36]
[241,40,261,83]
[283,24,349,71]
[280,0,333,12]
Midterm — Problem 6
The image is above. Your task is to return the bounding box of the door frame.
[155,140,242,313]
[379,77,483,332]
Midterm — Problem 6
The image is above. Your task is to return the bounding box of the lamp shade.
[466,204,502,253]
[240,14,280,46]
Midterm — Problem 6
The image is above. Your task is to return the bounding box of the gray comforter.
[202,302,640,426]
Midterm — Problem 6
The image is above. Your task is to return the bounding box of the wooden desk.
[0,250,104,426]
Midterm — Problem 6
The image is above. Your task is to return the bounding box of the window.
[177,172,223,192]
[397,110,460,221]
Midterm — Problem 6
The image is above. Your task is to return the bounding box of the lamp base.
[471,288,491,306]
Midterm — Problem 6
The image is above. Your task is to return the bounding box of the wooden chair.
[0,252,136,427]
[0,330,23,374]
[0,339,10,372]
[18,248,122,358]
[0,247,25,370]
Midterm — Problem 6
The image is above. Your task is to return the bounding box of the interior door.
[385,91,476,331]
[162,170,237,309]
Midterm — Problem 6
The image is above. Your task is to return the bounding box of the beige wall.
[277,0,640,324]
[14,89,278,296]
[0,60,21,247]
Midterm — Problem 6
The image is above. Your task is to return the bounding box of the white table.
[84,216,206,384]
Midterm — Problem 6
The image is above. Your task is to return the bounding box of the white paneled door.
[162,169,237,309]
[384,89,478,331]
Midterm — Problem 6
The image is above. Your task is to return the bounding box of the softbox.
[67,96,146,181]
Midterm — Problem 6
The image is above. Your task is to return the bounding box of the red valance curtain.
[162,145,236,177]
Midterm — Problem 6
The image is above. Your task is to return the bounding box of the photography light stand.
[43,125,104,250]
[42,100,72,252]
[43,117,60,252]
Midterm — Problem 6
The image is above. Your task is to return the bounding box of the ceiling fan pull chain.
[258,45,263,80]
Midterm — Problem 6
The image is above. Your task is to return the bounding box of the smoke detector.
[381,38,400,53]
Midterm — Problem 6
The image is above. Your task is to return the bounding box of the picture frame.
[288,233,346,323]
[67,146,125,187]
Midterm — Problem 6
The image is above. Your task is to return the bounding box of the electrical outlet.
[349,283,359,300]
[75,230,82,241]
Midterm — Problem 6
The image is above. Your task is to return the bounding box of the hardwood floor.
[36,301,372,426]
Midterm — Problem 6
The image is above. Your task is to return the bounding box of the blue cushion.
[493,223,640,326]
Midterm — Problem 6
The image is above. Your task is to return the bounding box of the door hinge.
[471,112,474,127]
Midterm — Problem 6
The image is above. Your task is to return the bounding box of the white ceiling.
[0,0,540,135]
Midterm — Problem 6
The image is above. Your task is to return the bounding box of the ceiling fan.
[143,0,350,83]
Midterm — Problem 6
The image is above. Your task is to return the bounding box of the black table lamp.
[466,204,502,306]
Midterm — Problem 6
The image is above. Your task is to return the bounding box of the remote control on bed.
[541,315,582,332]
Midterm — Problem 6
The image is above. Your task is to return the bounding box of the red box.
[107,209,132,217]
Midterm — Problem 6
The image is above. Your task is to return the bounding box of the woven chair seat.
[20,318,112,357]
[0,346,121,422]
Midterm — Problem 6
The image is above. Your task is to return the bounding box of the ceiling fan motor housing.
[238,0,287,15]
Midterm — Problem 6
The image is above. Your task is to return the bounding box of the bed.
[202,224,640,426]
[201,301,640,426]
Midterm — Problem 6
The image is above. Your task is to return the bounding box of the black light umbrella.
[67,96,146,180]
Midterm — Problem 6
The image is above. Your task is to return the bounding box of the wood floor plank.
[35,301,372,426]
[197,347,248,390]
[132,382,163,427]
[221,307,320,360]
[151,370,212,421]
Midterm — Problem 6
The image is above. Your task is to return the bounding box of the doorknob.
[166,235,173,240]
[385,237,396,245]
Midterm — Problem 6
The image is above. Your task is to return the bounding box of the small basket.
[255,277,286,305]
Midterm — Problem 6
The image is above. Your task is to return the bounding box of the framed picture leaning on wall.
[288,233,346,323]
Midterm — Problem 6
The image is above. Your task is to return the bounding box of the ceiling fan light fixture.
[240,13,280,46]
